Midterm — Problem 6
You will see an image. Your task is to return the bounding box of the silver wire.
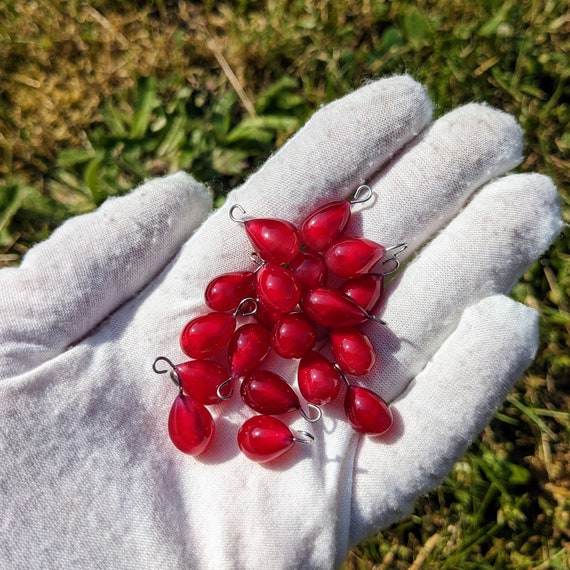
[298,403,323,423]
[349,184,373,204]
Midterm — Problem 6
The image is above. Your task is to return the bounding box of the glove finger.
[0,173,211,378]
[349,294,538,546]
[365,172,562,403]
[231,75,433,216]
[359,102,524,257]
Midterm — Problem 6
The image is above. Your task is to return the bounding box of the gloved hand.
[0,75,562,569]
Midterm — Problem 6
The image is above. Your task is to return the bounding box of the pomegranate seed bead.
[344,385,393,436]
[271,313,317,359]
[241,370,298,415]
[254,298,283,329]
[256,264,301,314]
[205,271,256,313]
[325,237,386,279]
[288,250,328,292]
[237,415,314,463]
[228,322,271,379]
[180,312,236,359]
[180,298,257,360]
[168,394,215,455]
[301,287,385,328]
[174,360,230,406]
[297,350,342,406]
[240,370,321,421]
[301,201,351,252]
[230,205,301,265]
[330,327,376,376]
[300,184,373,252]
[339,273,384,312]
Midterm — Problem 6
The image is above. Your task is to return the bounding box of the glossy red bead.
[325,237,386,279]
[297,350,342,405]
[330,327,376,376]
[228,322,271,378]
[301,201,351,252]
[237,415,296,463]
[288,250,328,292]
[180,312,235,359]
[240,370,301,416]
[271,313,317,359]
[204,271,256,313]
[256,264,301,314]
[244,218,300,264]
[168,394,215,455]
[253,298,283,329]
[344,386,393,435]
[175,360,230,405]
[339,273,384,312]
[301,287,371,328]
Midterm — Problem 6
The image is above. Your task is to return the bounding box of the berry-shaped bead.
[237,415,314,463]
[256,264,301,314]
[330,327,376,376]
[301,201,351,252]
[271,313,317,359]
[175,360,230,405]
[228,322,271,379]
[297,350,342,406]
[344,385,393,436]
[241,370,302,416]
[325,237,386,279]
[205,271,256,313]
[301,287,382,328]
[339,273,384,312]
[253,298,283,329]
[245,218,301,264]
[288,250,328,292]
[168,394,215,455]
[180,312,236,359]
[300,185,373,252]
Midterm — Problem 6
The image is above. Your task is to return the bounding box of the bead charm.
[238,415,315,463]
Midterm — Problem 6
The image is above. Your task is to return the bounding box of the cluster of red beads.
[154,186,401,463]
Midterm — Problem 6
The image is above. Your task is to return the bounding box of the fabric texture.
[0,75,563,569]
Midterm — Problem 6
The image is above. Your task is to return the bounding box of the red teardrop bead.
[237,415,296,463]
[168,394,215,455]
[228,322,271,378]
[339,273,384,312]
[330,327,376,376]
[325,237,386,278]
[344,386,393,435]
[244,218,300,264]
[175,360,230,405]
[297,350,342,405]
[288,250,328,292]
[240,370,300,415]
[256,264,301,314]
[253,298,283,329]
[271,312,317,359]
[301,287,370,328]
[180,312,236,359]
[301,201,351,252]
[204,271,256,313]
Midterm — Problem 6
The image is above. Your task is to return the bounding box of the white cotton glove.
[0,76,563,570]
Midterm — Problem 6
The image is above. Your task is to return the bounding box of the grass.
[1,0,569,567]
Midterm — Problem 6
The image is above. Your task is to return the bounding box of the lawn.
[1,0,569,567]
